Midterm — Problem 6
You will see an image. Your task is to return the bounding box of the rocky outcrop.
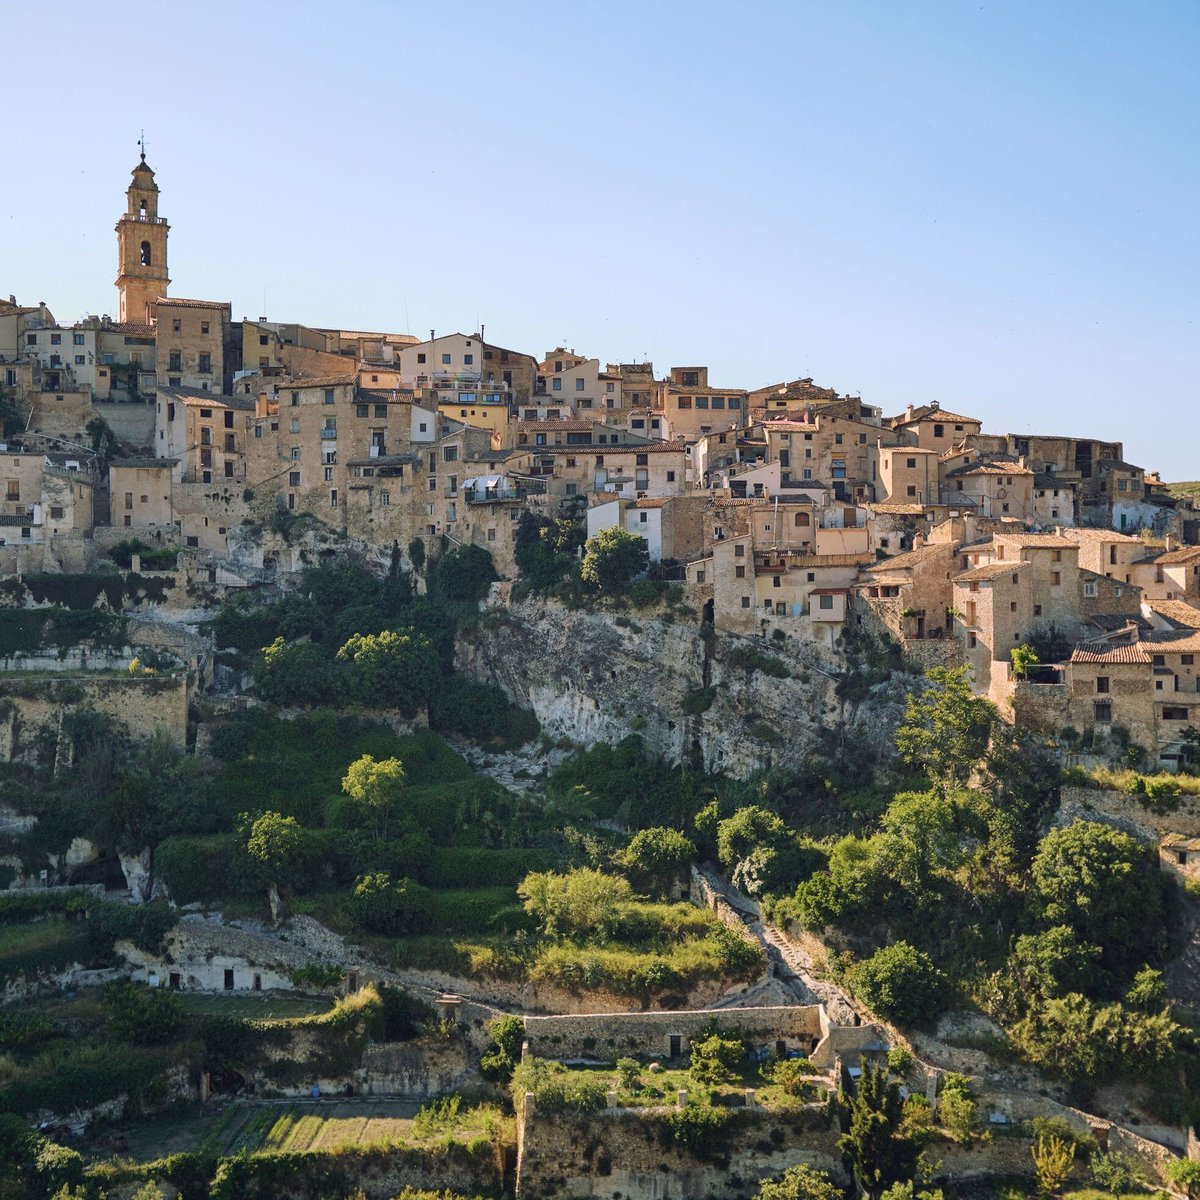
[457,598,914,777]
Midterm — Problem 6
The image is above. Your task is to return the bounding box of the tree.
[245,810,305,889]
[936,1074,983,1142]
[1090,1152,1141,1195]
[102,981,185,1046]
[430,543,498,604]
[715,806,816,898]
[877,790,962,890]
[1032,1133,1074,1198]
[517,867,632,939]
[896,667,996,790]
[480,1013,526,1081]
[1031,820,1167,980]
[1165,1159,1200,1199]
[617,826,697,897]
[837,1060,919,1200]
[336,628,442,713]
[753,1164,844,1200]
[580,527,650,594]
[346,871,428,934]
[257,637,343,706]
[615,1057,641,1091]
[342,754,406,840]
[851,941,946,1028]
[688,1033,745,1084]
[1010,643,1041,680]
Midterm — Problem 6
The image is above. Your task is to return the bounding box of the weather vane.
[138,130,146,162]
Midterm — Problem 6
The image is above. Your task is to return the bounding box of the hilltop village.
[2,157,1200,1200]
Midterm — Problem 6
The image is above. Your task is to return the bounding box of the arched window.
[139,200,147,217]
[794,511,810,527]
[140,241,152,266]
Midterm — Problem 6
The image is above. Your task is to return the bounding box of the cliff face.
[456,598,914,778]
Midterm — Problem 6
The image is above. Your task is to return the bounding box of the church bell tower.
[115,140,170,324]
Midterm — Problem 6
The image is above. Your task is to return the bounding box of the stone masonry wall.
[522,1004,826,1062]
[516,1106,845,1200]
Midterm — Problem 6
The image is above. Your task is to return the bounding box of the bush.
[851,941,947,1027]
[103,981,185,1045]
[688,1032,745,1084]
[511,1058,608,1112]
[663,1105,732,1158]
[346,872,430,934]
[480,1014,525,1082]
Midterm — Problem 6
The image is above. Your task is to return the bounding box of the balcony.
[464,481,547,504]
[756,561,787,575]
[127,213,168,225]
[320,429,338,440]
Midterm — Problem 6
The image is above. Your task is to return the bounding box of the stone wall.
[92,401,156,451]
[0,672,189,761]
[523,1004,826,1062]
[516,1106,845,1200]
[361,1039,474,1099]
[1058,784,1200,841]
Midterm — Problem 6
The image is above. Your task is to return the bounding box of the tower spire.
[138,130,146,163]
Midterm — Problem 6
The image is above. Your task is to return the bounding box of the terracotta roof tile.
[155,297,230,310]
[1071,641,1151,665]
[954,561,1026,582]
[1144,598,1200,628]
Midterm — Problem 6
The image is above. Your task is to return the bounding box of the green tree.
[877,790,962,889]
[102,981,185,1046]
[517,867,632,939]
[617,826,697,897]
[346,871,427,934]
[1011,643,1041,680]
[688,1032,745,1084]
[256,637,343,706]
[1165,1159,1200,1199]
[245,810,305,891]
[837,1060,919,1200]
[580,527,650,594]
[716,805,816,898]
[430,543,498,604]
[342,754,406,840]
[1031,820,1167,980]
[336,628,442,714]
[481,1013,526,1081]
[753,1164,844,1200]
[851,941,946,1028]
[1032,1132,1074,1198]
[896,666,996,789]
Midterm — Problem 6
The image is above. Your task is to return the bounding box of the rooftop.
[954,561,1026,583]
[1071,641,1151,665]
[156,296,231,311]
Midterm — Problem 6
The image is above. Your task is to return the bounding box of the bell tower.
[115,139,170,324]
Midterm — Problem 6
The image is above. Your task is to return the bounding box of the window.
[666,471,676,482]
[677,397,692,409]
[696,397,708,409]
[1033,604,1043,616]
[443,446,458,462]
[729,397,741,409]
[291,419,301,433]
[172,319,181,333]
[442,353,452,364]
[357,404,369,417]
[50,506,63,519]
[169,351,181,371]
[291,447,301,460]
[734,544,745,557]
[906,458,917,468]
[576,378,585,391]
[712,397,725,409]
[289,472,300,486]
[324,389,335,404]
[1184,655,1195,666]
[464,353,473,365]
[735,565,746,578]
[201,321,210,335]
[259,334,269,346]
[907,485,917,497]
[73,333,85,346]
[330,490,338,507]
[291,392,300,406]
[1164,706,1189,721]
[933,423,944,437]
[819,594,834,610]
[639,512,648,524]
[1050,571,1061,586]
[324,467,334,481]
[74,355,85,365]
[1096,676,1110,694]
[1052,550,1062,562]
[741,596,751,609]
[254,425,262,438]
[1083,582,1097,598]
[552,378,562,391]
[835,433,843,445]
[1094,700,1112,723]
[374,404,387,418]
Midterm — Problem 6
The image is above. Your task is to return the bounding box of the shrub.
[851,942,947,1027]
[663,1105,732,1158]
[481,1014,525,1082]
[1091,1151,1141,1195]
[770,1057,819,1096]
[511,1058,607,1112]
[346,872,430,934]
[688,1033,745,1084]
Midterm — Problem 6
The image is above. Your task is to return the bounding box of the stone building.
[887,402,982,452]
[109,457,178,530]
[657,366,748,443]
[115,153,170,325]
[156,298,234,392]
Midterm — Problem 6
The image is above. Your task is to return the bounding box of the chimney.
[905,404,915,422]
[1165,534,1177,553]
[912,532,926,550]
[256,392,270,419]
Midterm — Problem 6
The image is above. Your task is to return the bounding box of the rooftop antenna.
[138,130,146,162]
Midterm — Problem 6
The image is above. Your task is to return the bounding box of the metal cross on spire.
[138,130,146,163]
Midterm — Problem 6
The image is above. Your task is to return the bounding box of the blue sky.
[6,1,1198,477]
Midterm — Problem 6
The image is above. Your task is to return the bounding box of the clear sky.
[5,1,1198,477]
